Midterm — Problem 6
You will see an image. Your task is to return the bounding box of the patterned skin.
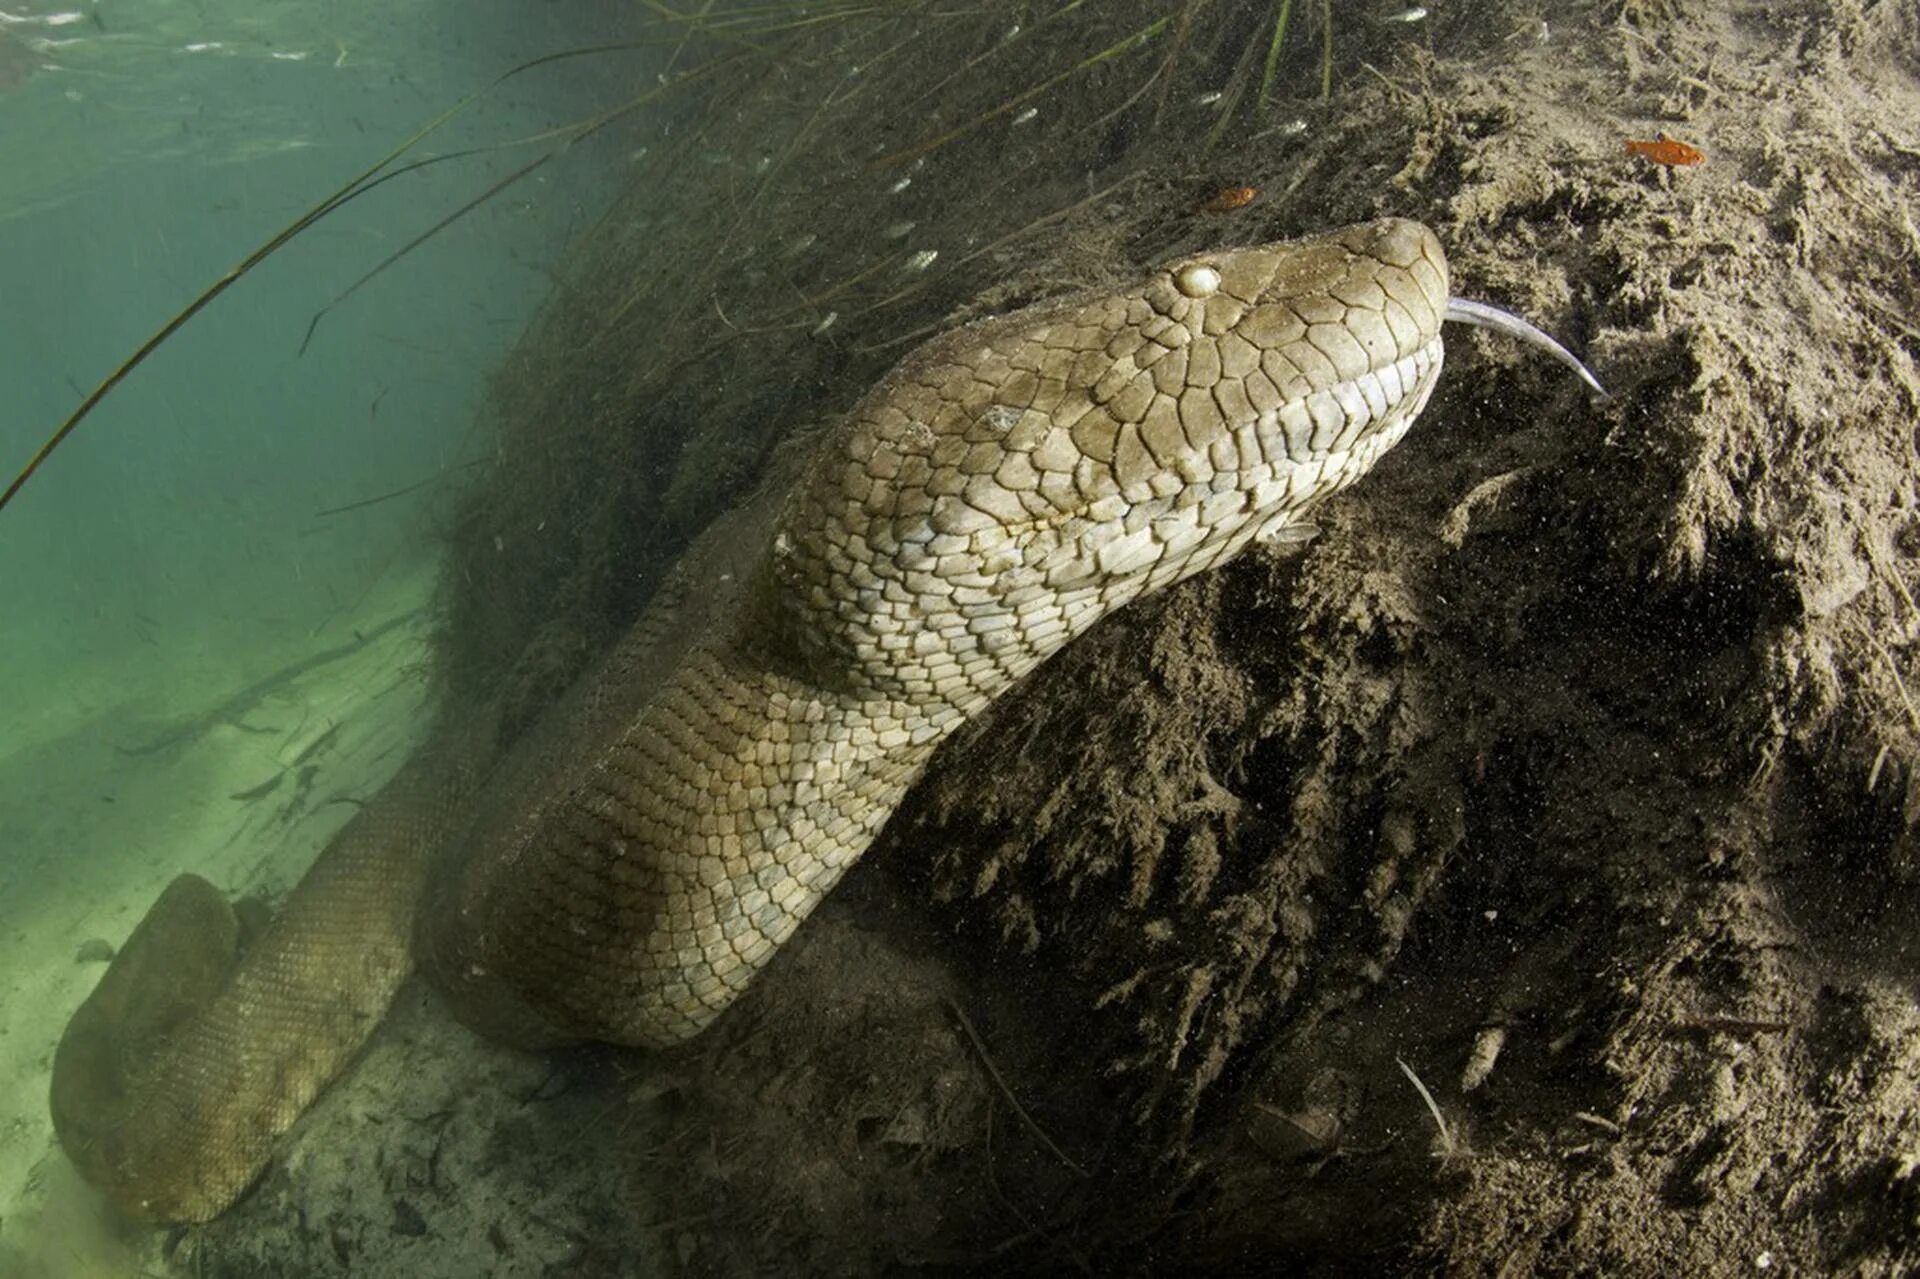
[53,219,1449,1222]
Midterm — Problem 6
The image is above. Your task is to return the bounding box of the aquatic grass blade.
[1257,0,1294,112]
[0,41,700,517]
[868,13,1174,170]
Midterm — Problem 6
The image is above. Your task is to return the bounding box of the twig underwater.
[945,996,1089,1179]
[1395,1056,1457,1158]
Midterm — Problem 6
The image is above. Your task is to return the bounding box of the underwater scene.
[3,0,1919,1274]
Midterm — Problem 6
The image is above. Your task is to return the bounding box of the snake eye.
[1174,263,1221,298]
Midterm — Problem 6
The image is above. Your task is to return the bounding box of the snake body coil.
[54,219,1457,1221]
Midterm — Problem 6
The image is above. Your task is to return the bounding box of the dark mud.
[186,0,1920,1273]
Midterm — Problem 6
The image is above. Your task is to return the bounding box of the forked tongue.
[1445,297,1608,398]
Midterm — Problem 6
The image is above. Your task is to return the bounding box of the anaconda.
[50,218,1600,1222]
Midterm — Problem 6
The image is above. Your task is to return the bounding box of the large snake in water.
[49,219,1602,1223]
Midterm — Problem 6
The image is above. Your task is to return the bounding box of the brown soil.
[186,0,1920,1273]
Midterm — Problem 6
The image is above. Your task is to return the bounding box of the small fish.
[1623,135,1705,167]
[1197,185,1258,214]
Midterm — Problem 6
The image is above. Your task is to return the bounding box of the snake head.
[770,219,1455,700]
[772,219,1599,704]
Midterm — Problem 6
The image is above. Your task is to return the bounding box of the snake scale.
[50,219,1597,1223]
